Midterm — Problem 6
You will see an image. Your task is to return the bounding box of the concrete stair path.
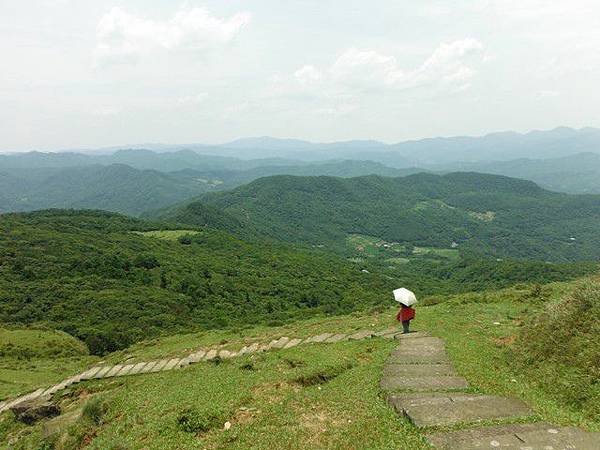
[382,332,600,449]
[1,326,402,415]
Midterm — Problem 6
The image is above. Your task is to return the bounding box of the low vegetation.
[512,278,600,420]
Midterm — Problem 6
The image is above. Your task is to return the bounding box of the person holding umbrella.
[393,288,417,334]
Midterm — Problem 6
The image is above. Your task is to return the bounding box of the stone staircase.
[382,332,600,449]
[0,327,400,415]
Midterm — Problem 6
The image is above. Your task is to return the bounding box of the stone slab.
[105,365,123,377]
[390,393,533,428]
[380,375,469,391]
[163,358,181,370]
[325,333,347,343]
[426,422,600,450]
[381,332,402,339]
[150,359,169,372]
[348,330,374,340]
[93,366,113,379]
[139,361,158,373]
[383,364,457,377]
[79,366,103,380]
[395,336,445,348]
[283,338,303,349]
[189,350,206,362]
[219,350,234,359]
[307,333,333,343]
[204,350,218,361]
[271,337,290,349]
[394,331,431,340]
[128,362,148,375]
[246,343,259,353]
[387,352,450,365]
[374,328,399,337]
[116,364,135,376]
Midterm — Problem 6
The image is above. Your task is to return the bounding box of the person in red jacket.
[396,303,415,334]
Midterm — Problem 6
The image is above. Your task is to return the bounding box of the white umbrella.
[393,288,417,306]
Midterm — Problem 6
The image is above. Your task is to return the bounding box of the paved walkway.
[382,332,599,449]
[0,327,401,415]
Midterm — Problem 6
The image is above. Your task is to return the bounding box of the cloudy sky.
[1,0,599,151]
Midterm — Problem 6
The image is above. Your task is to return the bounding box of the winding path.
[0,327,400,415]
[381,332,599,449]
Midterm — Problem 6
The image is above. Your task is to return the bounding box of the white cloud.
[286,38,484,93]
[294,65,322,85]
[94,6,251,67]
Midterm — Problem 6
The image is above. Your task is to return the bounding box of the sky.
[1,0,600,151]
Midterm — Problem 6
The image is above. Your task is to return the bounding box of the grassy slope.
[2,279,598,449]
[0,329,97,399]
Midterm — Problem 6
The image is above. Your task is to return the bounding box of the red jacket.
[397,307,415,322]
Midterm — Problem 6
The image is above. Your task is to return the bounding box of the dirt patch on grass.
[251,381,297,404]
[293,362,355,387]
[493,335,517,347]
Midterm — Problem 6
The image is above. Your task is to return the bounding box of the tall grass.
[513,278,600,420]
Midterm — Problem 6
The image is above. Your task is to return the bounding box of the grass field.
[2,279,598,449]
[0,329,96,399]
[133,230,201,240]
[346,234,459,264]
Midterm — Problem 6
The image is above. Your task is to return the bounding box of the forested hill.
[0,210,395,354]
[168,172,600,262]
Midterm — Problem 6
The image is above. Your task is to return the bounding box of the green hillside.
[171,172,600,262]
[0,164,218,215]
[0,210,396,355]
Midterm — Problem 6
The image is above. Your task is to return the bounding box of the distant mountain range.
[0,159,424,215]
[3,127,600,215]
[6,126,600,163]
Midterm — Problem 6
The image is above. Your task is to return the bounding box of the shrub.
[177,407,226,434]
[82,397,108,426]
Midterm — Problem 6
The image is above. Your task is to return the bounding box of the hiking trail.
[0,327,399,415]
[382,332,599,449]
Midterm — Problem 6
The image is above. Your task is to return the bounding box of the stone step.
[325,333,348,343]
[307,333,333,343]
[394,331,431,339]
[426,422,600,449]
[383,364,457,377]
[348,330,374,340]
[139,361,158,373]
[388,393,534,428]
[163,358,181,370]
[270,337,290,349]
[150,359,170,372]
[93,366,113,379]
[284,338,303,349]
[381,375,469,391]
[128,362,148,375]
[116,364,136,376]
[395,336,445,348]
[387,349,450,365]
